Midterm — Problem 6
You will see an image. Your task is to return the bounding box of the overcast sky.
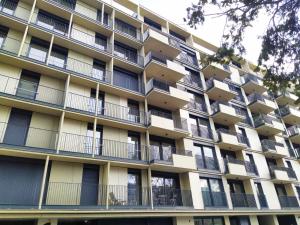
[136,0,269,64]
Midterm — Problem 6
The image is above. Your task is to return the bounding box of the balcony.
[113,50,144,68]
[261,139,286,158]
[242,74,267,94]
[288,125,300,144]
[143,28,181,59]
[275,91,298,106]
[278,105,300,124]
[149,147,196,172]
[0,73,65,108]
[183,73,203,89]
[191,124,214,140]
[201,191,228,208]
[187,99,207,113]
[224,158,257,180]
[210,101,244,125]
[202,63,231,80]
[248,93,277,114]
[0,122,58,151]
[216,129,249,151]
[178,51,199,68]
[145,78,189,110]
[278,195,299,208]
[269,166,297,183]
[253,114,285,135]
[152,187,193,208]
[144,52,187,82]
[230,193,257,208]
[206,78,237,101]
[147,111,189,139]
[59,133,148,162]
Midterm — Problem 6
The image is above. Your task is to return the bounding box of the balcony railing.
[47,0,76,10]
[211,101,244,118]
[248,93,273,104]
[183,73,203,89]
[66,92,97,114]
[230,193,257,208]
[152,187,193,207]
[146,77,174,94]
[113,50,144,67]
[243,73,263,85]
[287,124,300,137]
[149,145,173,163]
[225,157,257,176]
[187,99,207,113]
[144,51,169,66]
[195,155,219,171]
[191,124,213,140]
[178,52,198,67]
[0,0,31,22]
[217,128,249,146]
[253,114,281,127]
[269,166,297,179]
[0,73,65,107]
[0,122,58,150]
[115,21,142,42]
[261,139,284,152]
[59,133,148,161]
[278,195,299,208]
[201,191,227,208]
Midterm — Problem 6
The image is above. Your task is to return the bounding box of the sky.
[135,0,269,64]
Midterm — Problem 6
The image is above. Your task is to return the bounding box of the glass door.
[127,170,141,205]
[127,133,140,160]
[16,71,40,100]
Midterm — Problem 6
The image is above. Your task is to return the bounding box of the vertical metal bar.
[68,14,73,38]
[38,155,49,209]
[27,0,37,24]
[56,111,65,153]
[17,26,28,57]
[46,34,54,65]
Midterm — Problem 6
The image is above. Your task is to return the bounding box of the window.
[128,100,140,123]
[59,0,76,10]
[229,216,250,225]
[0,25,8,48]
[128,132,141,160]
[255,182,268,208]
[190,115,212,139]
[97,10,109,26]
[233,106,250,125]
[92,59,106,81]
[114,41,137,63]
[28,37,49,62]
[194,144,218,170]
[48,44,68,68]
[285,139,296,157]
[113,67,139,92]
[0,0,18,15]
[180,46,198,66]
[184,68,202,88]
[16,70,40,100]
[195,217,224,225]
[115,19,137,38]
[231,85,244,102]
[36,10,69,35]
[86,123,102,155]
[169,30,185,42]
[144,17,161,30]
[95,33,107,50]
[150,135,175,161]
[245,153,258,175]
[187,91,206,112]
[200,177,226,207]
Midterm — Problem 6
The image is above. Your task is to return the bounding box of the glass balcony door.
[127,133,140,160]
[127,170,141,206]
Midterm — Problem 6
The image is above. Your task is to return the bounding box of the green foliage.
[185,0,300,103]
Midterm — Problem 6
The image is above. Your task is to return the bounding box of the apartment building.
[0,0,299,224]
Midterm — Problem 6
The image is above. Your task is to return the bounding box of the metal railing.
[114,20,142,41]
[248,92,273,104]
[0,122,58,150]
[269,166,297,179]
[243,73,263,85]
[147,111,188,131]
[287,124,300,136]
[196,155,219,171]
[253,114,280,127]
[152,187,193,207]
[32,12,69,36]
[66,92,96,114]
[230,193,257,208]
[47,0,76,10]
[70,27,112,53]
[278,195,299,208]
[113,49,144,67]
[261,139,284,152]
[59,133,148,161]
[217,128,249,146]
[144,51,169,66]
[257,194,268,208]
[178,52,198,67]
[149,146,173,163]
[201,191,227,208]
[0,0,31,22]
[244,161,258,175]
[187,99,207,113]
[191,124,213,139]
[225,158,257,175]
[145,78,173,94]
[183,73,203,88]
[174,117,188,131]
[98,102,146,125]
[0,73,65,106]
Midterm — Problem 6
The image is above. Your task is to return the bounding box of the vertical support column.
[222,177,233,209]
[94,83,100,116]
[104,162,111,209]
[56,111,65,153]
[17,26,29,57]
[38,155,49,209]
[147,167,153,209]
[67,14,73,38]
[63,74,71,109]
[27,0,37,24]
[101,3,104,24]
[46,34,54,65]
[92,118,97,157]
